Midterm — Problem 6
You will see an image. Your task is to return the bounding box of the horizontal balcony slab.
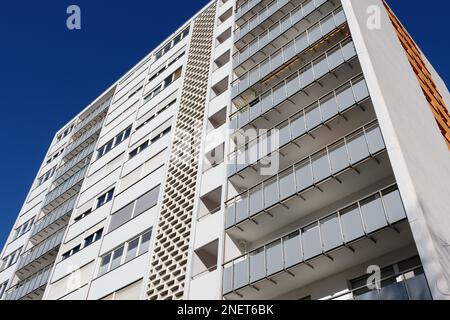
[223,219,414,300]
[4,265,52,301]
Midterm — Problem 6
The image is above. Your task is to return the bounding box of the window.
[38,166,57,186]
[96,188,115,209]
[136,99,176,131]
[154,27,189,61]
[13,217,35,240]
[98,230,152,277]
[129,141,149,159]
[0,281,8,300]
[97,126,133,159]
[46,148,65,165]
[108,186,160,232]
[1,248,22,271]
[74,209,92,222]
[62,228,104,261]
[144,68,182,102]
[57,125,74,142]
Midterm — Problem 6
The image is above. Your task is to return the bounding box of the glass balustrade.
[236,0,263,21]
[43,166,88,207]
[230,38,357,132]
[4,265,52,300]
[225,121,385,229]
[17,229,65,271]
[31,196,76,239]
[228,77,370,177]
[223,185,407,294]
[232,5,346,82]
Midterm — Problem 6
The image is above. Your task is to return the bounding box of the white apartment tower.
[1,0,449,301]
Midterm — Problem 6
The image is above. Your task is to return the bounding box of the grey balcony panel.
[290,113,307,139]
[266,240,283,275]
[347,132,370,165]
[382,188,407,224]
[302,223,322,260]
[279,122,291,147]
[54,143,95,183]
[234,259,250,290]
[312,152,331,183]
[44,166,88,206]
[223,265,234,295]
[236,197,249,225]
[329,142,349,174]
[279,171,295,200]
[366,126,385,155]
[224,185,408,295]
[336,84,356,112]
[340,204,365,243]
[319,93,338,121]
[360,195,387,234]
[305,103,322,131]
[73,97,111,135]
[321,214,343,252]
[406,273,432,300]
[283,231,302,268]
[263,178,279,208]
[249,188,264,216]
[295,160,313,192]
[250,249,266,282]
[225,204,236,229]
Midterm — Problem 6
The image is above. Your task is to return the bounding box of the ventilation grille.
[146,3,217,300]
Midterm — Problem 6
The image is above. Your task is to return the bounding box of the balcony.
[233,7,347,79]
[4,265,52,300]
[234,0,335,65]
[230,38,359,133]
[53,143,95,186]
[326,267,432,300]
[223,186,412,299]
[63,120,103,161]
[235,0,264,24]
[42,166,88,211]
[226,121,392,243]
[228,75,372,182]
[30,196,76,245]
[16,229,64,279]
[72,97,110,138]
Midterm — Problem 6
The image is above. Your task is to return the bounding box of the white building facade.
[1,0,449,301]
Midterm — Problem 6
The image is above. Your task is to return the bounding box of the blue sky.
[0,0,448,249]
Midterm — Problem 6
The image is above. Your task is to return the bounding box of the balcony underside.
[16,248,59,280]
[29,213,70,246]
[224,219,414,300]
[227,150,394,244]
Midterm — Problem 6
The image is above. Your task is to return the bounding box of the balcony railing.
[235,0,263,21]
[53,143,95,183]
[235,0,328,51]
[72,97,111,137]
[230,39,357,132]
[326,267,432,300]
[4,265,52,300]
[226,121,386,230]
[233,5,346,75]
[43,166,88,207]
[31,196,76,240]
[16,229,65,272]
[228,75,370,177]
[235,0,297,43]
[223,185,407,295]
[64,120,103,158]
